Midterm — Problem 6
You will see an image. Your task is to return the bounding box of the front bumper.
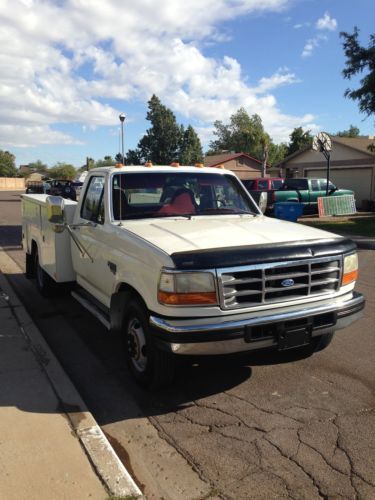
[149,291,365,355]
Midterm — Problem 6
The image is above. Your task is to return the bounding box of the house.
[276,136,375,209]
[204,152,270,180]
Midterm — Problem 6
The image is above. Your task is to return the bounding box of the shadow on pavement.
[2,270,315,425]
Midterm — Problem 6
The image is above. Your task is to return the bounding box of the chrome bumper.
[149,292,365,355]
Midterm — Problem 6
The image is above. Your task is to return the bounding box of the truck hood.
[123,215,340,255]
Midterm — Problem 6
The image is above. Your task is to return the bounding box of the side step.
[71,290,111,330]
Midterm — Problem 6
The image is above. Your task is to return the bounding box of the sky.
[0,0,374,168]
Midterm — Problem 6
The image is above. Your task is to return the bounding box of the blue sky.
[0,0,374,168]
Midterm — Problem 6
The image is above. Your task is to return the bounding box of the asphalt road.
[1,190,374,499]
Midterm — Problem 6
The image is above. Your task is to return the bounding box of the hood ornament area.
[281,278,295,287]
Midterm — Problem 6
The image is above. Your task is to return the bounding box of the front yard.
[299,215,375,237]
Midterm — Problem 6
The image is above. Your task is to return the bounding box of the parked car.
[71,181,84,200]
[271,178,354,213]
[242,177,284,213]
[47,179,77,201]
[25,181,44,194]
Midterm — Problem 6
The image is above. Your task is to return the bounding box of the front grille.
[217,256,342,309]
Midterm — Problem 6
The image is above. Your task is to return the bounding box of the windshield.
[112,172,258,220]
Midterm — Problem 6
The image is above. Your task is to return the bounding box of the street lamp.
[119,113,126,165]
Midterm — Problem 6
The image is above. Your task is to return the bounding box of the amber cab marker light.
[144,161,153,167]
[170,162,180,167]
[115,163,123,168]
[195,163,204,168]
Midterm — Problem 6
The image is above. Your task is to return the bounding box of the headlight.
[342,253,358,286]
[158,271,218,306]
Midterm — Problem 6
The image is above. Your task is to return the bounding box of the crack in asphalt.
[151,391,374,499]
[332,415,375,490]
[263,435,325,499]
[148,415,221,499]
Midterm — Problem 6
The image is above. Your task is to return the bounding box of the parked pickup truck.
[242,177,284,213]
[22,165,365,388]
[271,177,354,213]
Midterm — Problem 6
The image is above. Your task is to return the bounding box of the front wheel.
[124,300,175,389]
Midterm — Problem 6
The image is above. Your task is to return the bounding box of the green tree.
[340,28,375,120]
[180,125,203,165]
[49,162,76,179]
[28,160,48,172]
[267,142,288,166]
[0,150,17,177]
[287,127,313,156]
[96,155,115,168]
[77,157,96,173]
[336,125,360,137]
[209,109,267,159]
[138,95,182,164]
[125,149,142,165]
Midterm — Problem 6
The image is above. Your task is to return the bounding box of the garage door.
[304,168,372,208]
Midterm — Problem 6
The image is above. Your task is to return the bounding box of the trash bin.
[274,202,304,222]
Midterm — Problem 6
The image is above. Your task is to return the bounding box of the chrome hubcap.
[127,317,147,372]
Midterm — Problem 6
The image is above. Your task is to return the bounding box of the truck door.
[71,175,114,305]
[309,179,321,204]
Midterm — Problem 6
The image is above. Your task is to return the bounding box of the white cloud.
[316,12,337,31]
[255,68,300,93]
[293,22,311,29]
[299,12,337,58]
[301,34,328,57]
[0,0,316,149]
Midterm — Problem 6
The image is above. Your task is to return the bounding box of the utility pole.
[119,113,126,165]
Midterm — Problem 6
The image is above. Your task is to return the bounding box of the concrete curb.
[0,248,143,499]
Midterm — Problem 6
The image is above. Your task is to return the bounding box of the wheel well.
[26,240,38,277]
[31,240,38,256]
[110,283,147,333]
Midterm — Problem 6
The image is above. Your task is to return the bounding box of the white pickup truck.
[22,165,365,388]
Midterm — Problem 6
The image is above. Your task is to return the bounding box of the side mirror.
[46,196,65,229]
[258,191,268,214]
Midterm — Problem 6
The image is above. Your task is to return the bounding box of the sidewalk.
[0,253,142,500]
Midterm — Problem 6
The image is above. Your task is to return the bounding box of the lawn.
[300,217,375,237]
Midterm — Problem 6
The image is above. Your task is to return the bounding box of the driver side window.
[81,176,105,223]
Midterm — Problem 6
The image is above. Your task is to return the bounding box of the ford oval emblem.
[281,278,295,287]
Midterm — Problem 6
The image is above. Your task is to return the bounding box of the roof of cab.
[87,165,236,176]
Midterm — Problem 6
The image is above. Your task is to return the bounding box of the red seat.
[158,190,196,215]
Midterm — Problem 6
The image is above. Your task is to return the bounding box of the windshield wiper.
[119,211,194,220]
[199,208,255,215]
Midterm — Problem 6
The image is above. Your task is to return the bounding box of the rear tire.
[124,299,175,389]
[34,248,57,296]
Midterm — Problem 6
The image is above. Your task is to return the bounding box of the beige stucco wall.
[304,167,373,208]
[0,178,25,190]
[222,158,263,180]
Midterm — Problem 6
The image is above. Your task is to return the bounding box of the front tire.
[124,300,175,389]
